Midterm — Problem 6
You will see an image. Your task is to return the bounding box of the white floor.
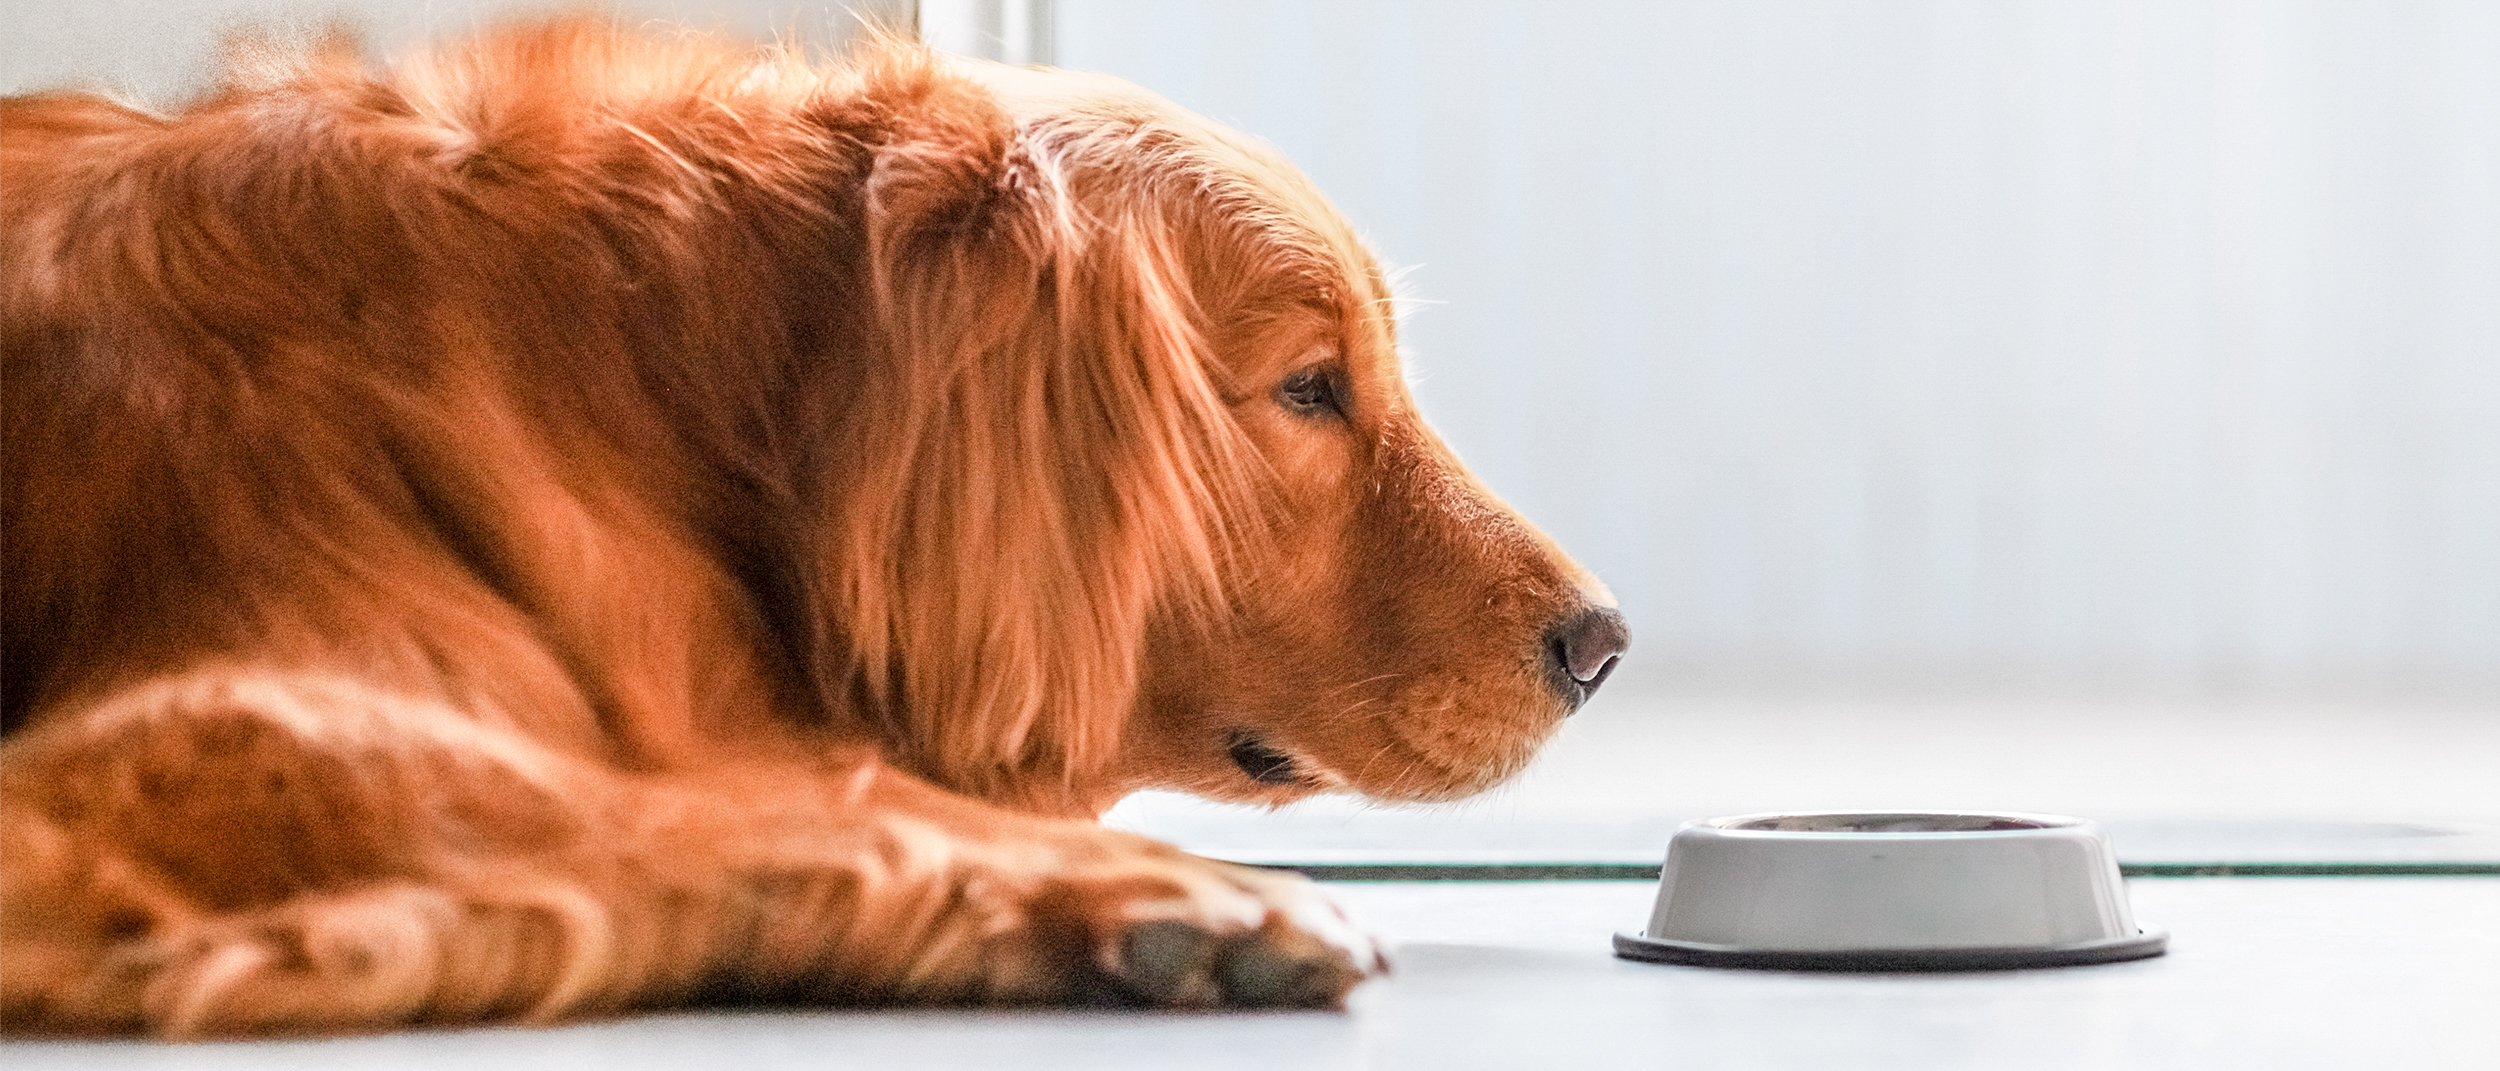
[1225,682,2500,826]
[10,688,2497,1069]
[1107,684,2500,868]
[13,878,2496,1071]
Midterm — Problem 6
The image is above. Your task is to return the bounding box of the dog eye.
[1276,367,1344,418]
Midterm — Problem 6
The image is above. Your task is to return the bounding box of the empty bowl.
[1614,811,2166,970]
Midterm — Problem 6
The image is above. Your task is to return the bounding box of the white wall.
[10,1,2495,696]
[0,0,908,101]
[1057,0,2500,696]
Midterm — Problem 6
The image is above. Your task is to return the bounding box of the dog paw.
[1094,867,1383,1008]
[997,843,1386,1009]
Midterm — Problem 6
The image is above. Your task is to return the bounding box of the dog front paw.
[985,839,1386,1009]
[1090,863,1383,1008]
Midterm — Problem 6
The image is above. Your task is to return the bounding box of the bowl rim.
[1687,810,2104,839]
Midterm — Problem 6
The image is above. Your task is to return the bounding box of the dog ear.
[813,53,1258,809]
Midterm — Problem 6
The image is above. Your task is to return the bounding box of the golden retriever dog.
[0,18,1627,1036]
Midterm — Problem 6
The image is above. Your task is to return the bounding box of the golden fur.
[0,19,1625,1035]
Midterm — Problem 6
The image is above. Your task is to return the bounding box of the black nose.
[1546,606,1629,712]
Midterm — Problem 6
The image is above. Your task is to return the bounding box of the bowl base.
[1612,927,2167,972]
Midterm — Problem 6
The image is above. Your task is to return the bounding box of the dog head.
[818,51,1625,812]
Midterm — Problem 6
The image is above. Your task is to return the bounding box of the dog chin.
[1208,713,1559,806]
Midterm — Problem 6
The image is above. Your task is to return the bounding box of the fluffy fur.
[0,19,1625,1035]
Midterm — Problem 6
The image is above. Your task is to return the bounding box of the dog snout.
[1545,605,1628,711]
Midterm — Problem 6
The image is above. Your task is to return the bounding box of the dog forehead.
[955,60,1374,261]
[952,58,1397,366]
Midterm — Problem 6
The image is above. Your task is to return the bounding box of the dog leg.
[0,674,1381,1036]
[0,672,643,1035]
[679,762,1386,1011]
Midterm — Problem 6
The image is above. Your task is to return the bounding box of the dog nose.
[1547,606,1628,711]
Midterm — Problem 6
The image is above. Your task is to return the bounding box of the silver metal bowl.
[1615,811,2167,971]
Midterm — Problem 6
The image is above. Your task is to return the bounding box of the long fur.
[0,19,1619,1035]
